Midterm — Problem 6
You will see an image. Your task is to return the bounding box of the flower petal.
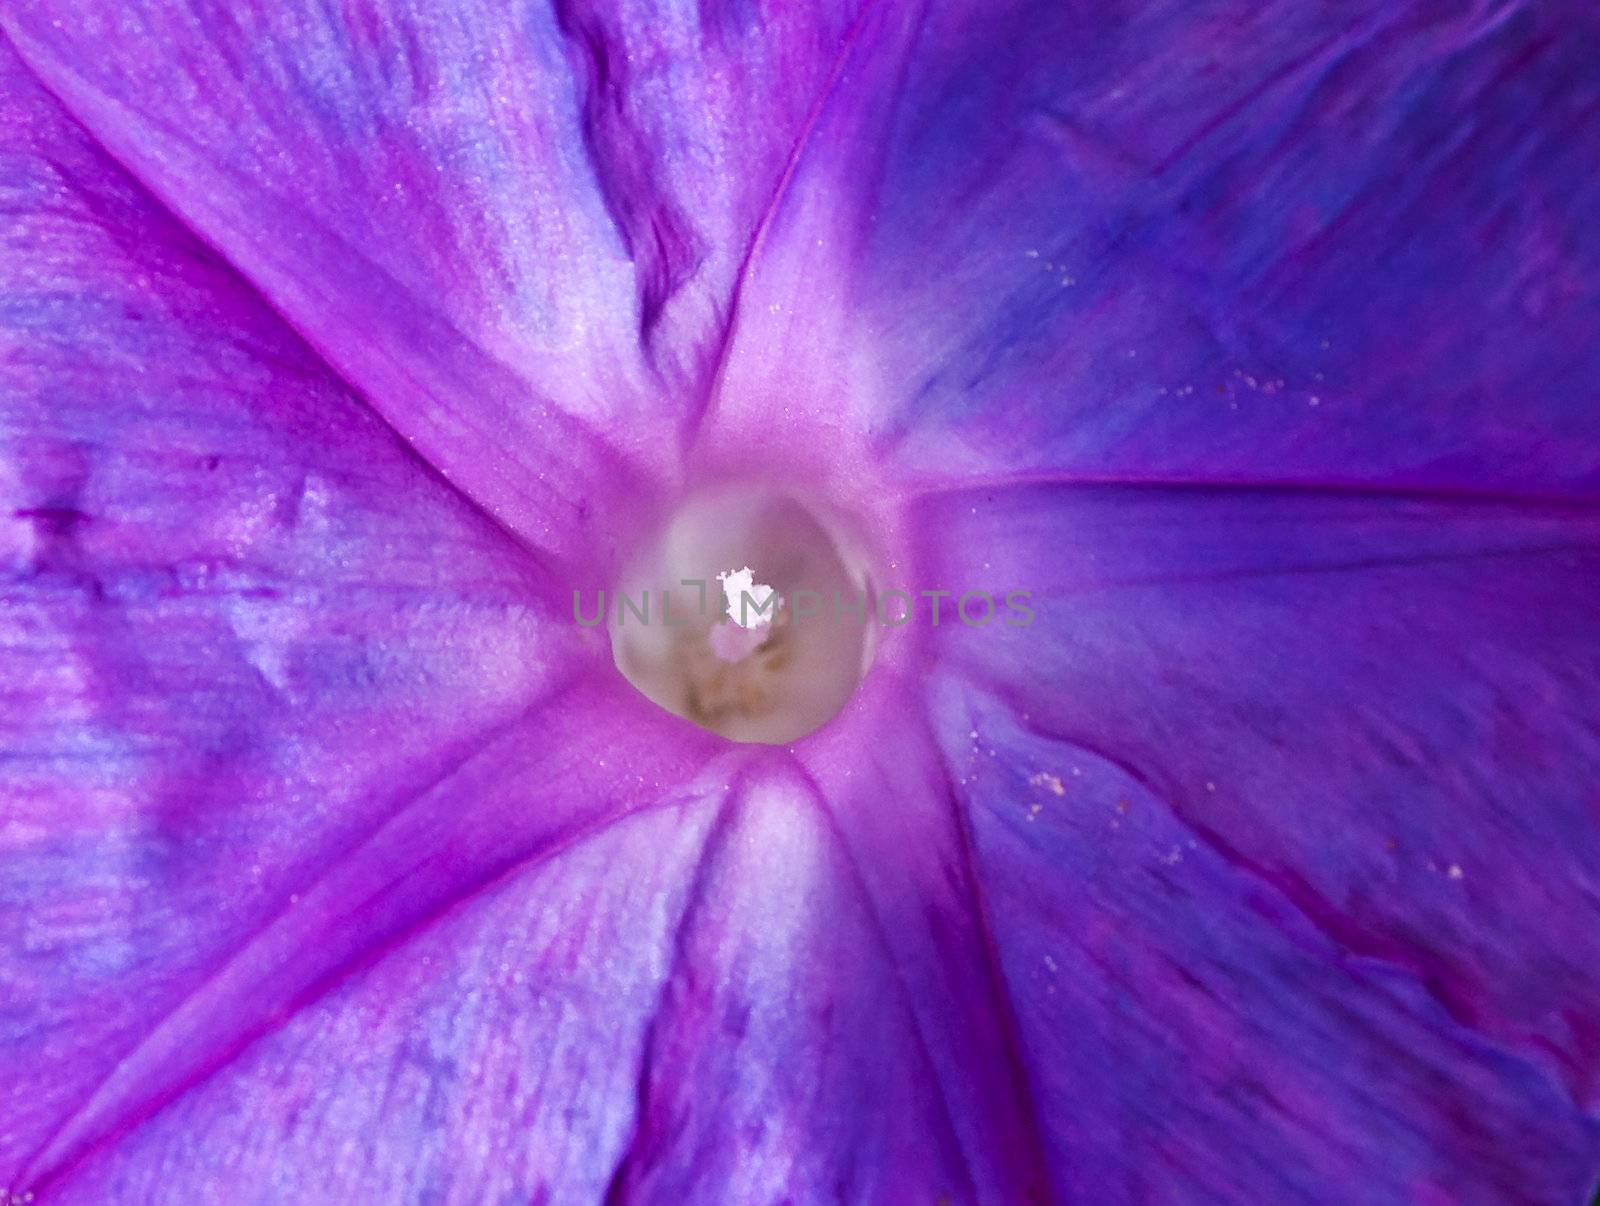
[34,792,725,1201]
[703,0,1600,495]
[25,752,1009,1200]
[931,671,1600,1201]
[605,759,978,1200]
[868,1,1600,492]
[538,0,864,393]
[688,1,919,484]
[917,481,1600,1117]
[7,679,725,1194]
[789,674,1055,1199]
[0,43,567,1187]
[2,0,869,556]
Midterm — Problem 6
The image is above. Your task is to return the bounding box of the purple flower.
[3,0,1599,1201]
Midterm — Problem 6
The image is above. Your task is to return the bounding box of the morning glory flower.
[2,0,1598,1201]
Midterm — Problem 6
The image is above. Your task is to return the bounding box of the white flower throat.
[608,487,876,744]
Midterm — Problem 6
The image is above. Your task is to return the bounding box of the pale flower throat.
[608,486,876,744]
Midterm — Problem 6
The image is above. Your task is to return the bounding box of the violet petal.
[0,41,630,1186]
[706,0,1600,494]
[2,0,875,555]
[39,794,726,1200]
[932,669,1600,1200]
[918,481,1600,1133]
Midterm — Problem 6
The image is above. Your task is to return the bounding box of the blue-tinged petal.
[864,0,1600,492]
[542,0,862,392]
[703,0,1600,496]
[605,759,977,1201]
[35,789,725,1202]
[1,0,867,559]
[789,672,1055,1200]
[29,755,997,1201]
[930,672,1600,1203]
[0,42,573,1189]
[915,482,1600,1121]
[6,677,726,1196]
[689,0,920,486]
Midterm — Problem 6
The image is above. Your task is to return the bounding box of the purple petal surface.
[39,792,724,1202]
[3,0,1598,1199]
[0,42,654,1189]
[917,482,1600,1168]
[1,0,870,560]
[703,0,1600,495]
[933,668,1600,1202]
[602,757,978,1202]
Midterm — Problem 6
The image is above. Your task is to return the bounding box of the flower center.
[609,485,876,744]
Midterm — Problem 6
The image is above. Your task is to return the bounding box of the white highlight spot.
[717,566,775,629]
